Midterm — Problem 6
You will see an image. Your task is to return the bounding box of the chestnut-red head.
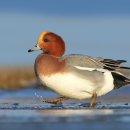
[28,31,65,57]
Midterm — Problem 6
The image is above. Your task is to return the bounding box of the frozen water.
[0,87,130,130]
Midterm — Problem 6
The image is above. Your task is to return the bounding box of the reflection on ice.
[39,109,114,116]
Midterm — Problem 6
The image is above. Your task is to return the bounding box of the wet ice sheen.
[0,87,130,129]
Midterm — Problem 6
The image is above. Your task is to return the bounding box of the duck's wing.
[60,54,130,89]
[61,54,130,79]
[61,54,104,68]
[95,57,129,70]
[61,54,127,69]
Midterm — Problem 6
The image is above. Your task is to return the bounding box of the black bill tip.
[28,49,33,52]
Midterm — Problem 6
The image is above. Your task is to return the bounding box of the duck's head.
[28,31,65,57]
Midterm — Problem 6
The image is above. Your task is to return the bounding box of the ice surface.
[0,87,130,130]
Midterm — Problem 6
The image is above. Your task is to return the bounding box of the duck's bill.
[28,44,41,52]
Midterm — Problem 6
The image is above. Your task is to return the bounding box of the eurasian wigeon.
[28,31,130,107]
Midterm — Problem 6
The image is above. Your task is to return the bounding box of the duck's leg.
[89,93,97,107]
[43,96,68,104]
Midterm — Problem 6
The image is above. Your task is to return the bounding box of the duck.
[28,31,130,107]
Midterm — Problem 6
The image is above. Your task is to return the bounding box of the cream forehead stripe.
[38,31,48,43]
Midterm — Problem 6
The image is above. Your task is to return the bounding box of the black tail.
[111,72,130,89]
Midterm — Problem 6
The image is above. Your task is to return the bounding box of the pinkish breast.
[35,53,66,77]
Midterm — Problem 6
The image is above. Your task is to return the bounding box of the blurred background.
[0,0,130,89]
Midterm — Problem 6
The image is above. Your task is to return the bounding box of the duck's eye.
[44,38,49,42]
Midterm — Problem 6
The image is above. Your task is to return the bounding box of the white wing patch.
[74,66,95,71]
[74,66,108,73]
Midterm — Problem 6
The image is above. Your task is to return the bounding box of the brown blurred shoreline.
[0,66,37,89]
